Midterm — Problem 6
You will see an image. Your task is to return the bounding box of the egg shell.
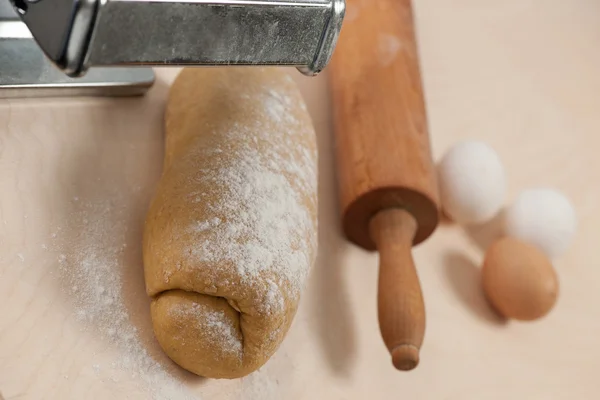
[482,237,559,321]
[437,141,506,224]
[504,188,576,259]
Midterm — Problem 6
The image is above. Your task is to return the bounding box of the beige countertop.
[2,1,600,398]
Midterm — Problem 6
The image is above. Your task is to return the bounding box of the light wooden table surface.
[2,1,600,399]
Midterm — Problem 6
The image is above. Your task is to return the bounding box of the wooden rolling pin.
[330,0,439,370]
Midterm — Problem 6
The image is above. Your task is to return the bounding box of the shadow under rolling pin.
[330,0,440,370]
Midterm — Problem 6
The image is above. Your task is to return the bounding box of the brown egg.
[482,237,559,321]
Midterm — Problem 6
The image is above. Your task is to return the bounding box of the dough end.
[151,290,253,379]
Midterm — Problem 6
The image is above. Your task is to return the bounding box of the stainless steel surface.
[0,0,15,18]
[0,0,344,98]
[0,19,155,98]
[0,20,29,37]
[87,0,345,76]
[298,0,344,75]
[10,0,344,77]
[9,0,98,76]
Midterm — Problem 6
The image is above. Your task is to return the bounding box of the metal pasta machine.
[0,0,345,97]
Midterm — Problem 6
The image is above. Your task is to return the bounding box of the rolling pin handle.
[369,208,425,371]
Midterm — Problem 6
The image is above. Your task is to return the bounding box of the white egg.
[437,141,506,224]
[505,188,576,259]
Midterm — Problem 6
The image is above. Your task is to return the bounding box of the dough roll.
[142,67,318,379]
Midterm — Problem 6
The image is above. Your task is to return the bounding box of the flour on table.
[51,193,197,400]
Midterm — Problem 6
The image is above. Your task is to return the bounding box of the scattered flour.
[52,193,197,400]
[241,372,281,400]
[194,217,221,233]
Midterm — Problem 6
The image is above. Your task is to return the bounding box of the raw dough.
[142,67,318,379]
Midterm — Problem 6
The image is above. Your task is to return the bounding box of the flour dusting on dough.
[185,80,318,314]
[170,303,243,360]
